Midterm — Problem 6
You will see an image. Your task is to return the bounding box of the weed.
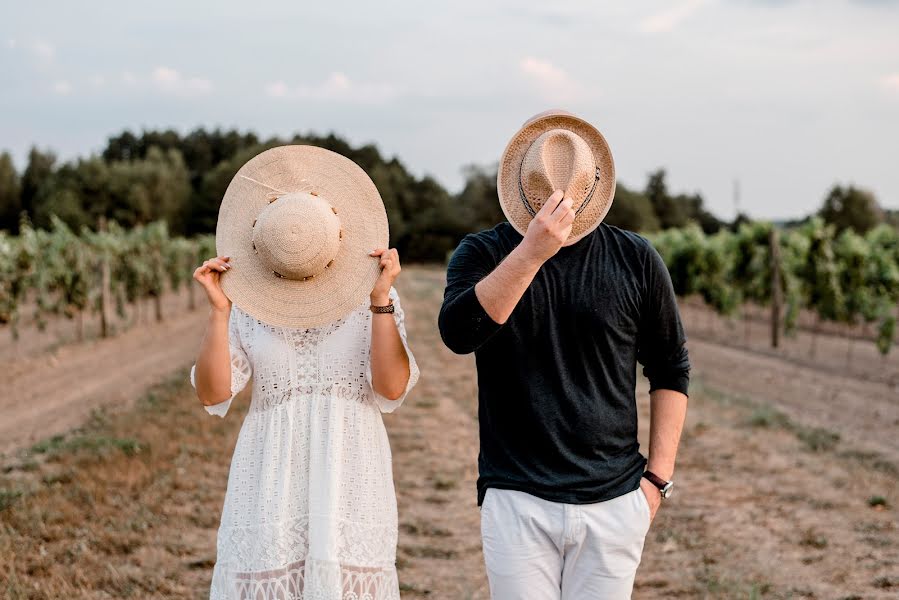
[398,582,431,595]
[747,406,791,429]
[432,477,457,491]
[799,528,828,549]
[796,427,840,452]
[867,495,888,508]
[0,488,23,512]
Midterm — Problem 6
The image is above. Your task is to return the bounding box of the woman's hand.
[369,248,401,306]
[193,256,232,313]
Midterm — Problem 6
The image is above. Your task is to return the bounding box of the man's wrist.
[510,242,546,272]
[646,462,673,481]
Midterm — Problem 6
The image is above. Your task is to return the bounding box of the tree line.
[0,128,895,262]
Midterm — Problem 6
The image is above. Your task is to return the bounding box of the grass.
[0,369,241,598]
[747,405,791,429]
[867,495,888,508]
[795,427,841,452]
[32,434,145,458]
[0,488,22,512]
[799,528,828,549]
[698,377,844,454]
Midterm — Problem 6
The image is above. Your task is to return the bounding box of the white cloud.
[121,71,138,85]
[265,72,398,103]
[31,39,55,61]
[89,74,105,87]
[6,38,16,49]
[265,81,290,98]
[51,80,72,95]
[639,0,709,34]
[150,66,213,95]
[880,73,899,94]
[518,57,581,103]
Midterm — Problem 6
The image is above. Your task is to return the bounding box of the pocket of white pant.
[636,487,652,530]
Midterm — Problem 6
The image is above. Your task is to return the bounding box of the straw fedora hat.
[497,110,616,244]
[215,145,388,329]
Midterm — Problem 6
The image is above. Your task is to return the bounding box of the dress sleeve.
[366,287,420,413]
[189,306,253,418]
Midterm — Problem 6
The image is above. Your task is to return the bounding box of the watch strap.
[370,301,395,314]
[642,470,669,490]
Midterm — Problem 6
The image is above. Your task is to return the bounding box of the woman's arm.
[368,248,411,401]
[192,256,235,406]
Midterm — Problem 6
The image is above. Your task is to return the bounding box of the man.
[438,110,689,599]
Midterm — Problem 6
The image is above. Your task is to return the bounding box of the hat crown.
[520,129,597,213]
[251,192,341,281]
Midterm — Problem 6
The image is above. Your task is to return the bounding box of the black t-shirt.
[438,222,690,506]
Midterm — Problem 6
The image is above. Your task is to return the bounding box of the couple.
[191,110,690,600]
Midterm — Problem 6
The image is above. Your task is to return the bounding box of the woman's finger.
[369,248,386,257]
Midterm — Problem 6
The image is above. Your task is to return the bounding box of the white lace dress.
[189,287,419,600]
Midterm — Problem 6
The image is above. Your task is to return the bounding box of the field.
[1,266,897,599]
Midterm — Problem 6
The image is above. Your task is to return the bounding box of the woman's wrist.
[209,306,230,321]
[370,293,391,307]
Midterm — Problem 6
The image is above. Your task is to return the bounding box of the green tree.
[645,169,688,229]
[605,183,660,232]
[0,152,22,232]
[20,148,56,218]
[819,184,883,233]
[454,164,504,233]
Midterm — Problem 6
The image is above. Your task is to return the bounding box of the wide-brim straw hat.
[215,145,388,329]
[497,110,616,244]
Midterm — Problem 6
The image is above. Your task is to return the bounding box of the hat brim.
[216,145,388,329]
[497,113,616,243]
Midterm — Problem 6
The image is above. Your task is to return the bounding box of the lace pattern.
[211,559,399,600]
[189,287,416,600]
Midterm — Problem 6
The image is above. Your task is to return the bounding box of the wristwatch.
[642,471,674,499]
[369,301,395,314]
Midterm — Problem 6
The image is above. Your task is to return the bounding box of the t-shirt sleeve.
[189,307,253,417]
[438,234,504,354]
[636,244,691,396]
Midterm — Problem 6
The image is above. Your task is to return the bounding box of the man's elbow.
[438,318,477,355]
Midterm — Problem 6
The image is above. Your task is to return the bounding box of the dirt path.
[0,298,208,456]
[1,267,897,598]
[687,337,899,464]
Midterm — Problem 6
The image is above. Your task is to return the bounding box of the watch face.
[661,481,674,499]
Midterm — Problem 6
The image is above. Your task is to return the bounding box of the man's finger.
[551,198,574,222]
[538,190,565,216]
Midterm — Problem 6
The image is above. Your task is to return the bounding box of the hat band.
[517,165,601,218]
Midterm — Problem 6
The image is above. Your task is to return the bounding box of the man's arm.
[647,388,688,482]
[439,190,574,353]
[636,243,691,519]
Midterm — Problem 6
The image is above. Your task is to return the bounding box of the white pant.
[480,487,651,599]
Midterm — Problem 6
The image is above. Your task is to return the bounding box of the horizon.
[3,1,898,222]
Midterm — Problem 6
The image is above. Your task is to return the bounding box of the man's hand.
[518,190,575,265]
[640,477,662,523]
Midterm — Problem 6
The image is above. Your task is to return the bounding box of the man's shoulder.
[458,222,518,252]
[597,223,653,255]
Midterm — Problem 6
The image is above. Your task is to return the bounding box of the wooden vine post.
[769,227,783,348]
[99,216,111,339]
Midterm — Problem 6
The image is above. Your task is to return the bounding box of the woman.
[190,145,418,600]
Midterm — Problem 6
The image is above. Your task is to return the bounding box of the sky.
[2,0,898,221]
